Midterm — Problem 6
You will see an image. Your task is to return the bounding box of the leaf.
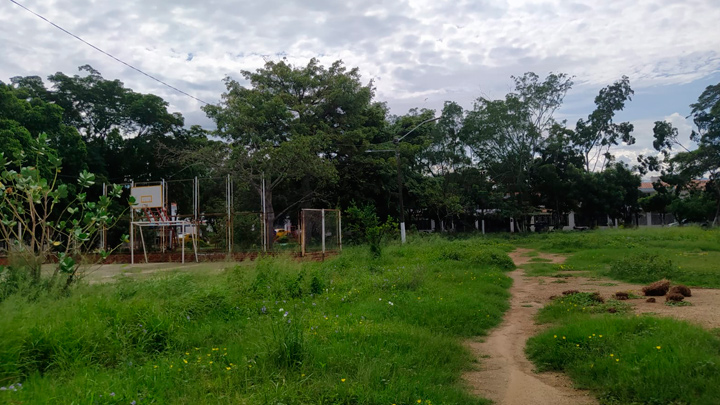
[78,170,96,188]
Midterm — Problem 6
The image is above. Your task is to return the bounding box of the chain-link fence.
[300,209,342,256]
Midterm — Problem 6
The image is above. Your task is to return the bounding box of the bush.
[609,254,680,283]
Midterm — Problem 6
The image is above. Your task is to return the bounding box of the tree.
[573,76,635,171]
[645,82,720,224]
[204,59,382,248]
[0,135,128,295]
[0,82,86,180]
[531,123,585,227]
[638,181,675,224]
[462,72,573,230]
[574,162,641,226]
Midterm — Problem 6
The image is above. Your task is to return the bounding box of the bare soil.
[463,248,597,404]
[463,247,720,404]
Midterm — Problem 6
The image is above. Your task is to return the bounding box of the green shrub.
[609,253,680,283]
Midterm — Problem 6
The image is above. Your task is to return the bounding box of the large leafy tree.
[462,72,573,229]
[0,81,86,180]
[203,59,383,247]
[643,82,720,224]
[573,76,635,171]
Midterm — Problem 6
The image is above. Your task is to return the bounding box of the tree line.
[2,60,719,247]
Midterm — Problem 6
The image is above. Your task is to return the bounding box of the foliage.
[203,58,387,248]
[0,135,128,295]
[462,72,574,227]
[609,253,679,283]
[0,237,512,404]
[345,202,398,257]
[642,81,720,225]
[669,189,716,223]
[573,76,635,171]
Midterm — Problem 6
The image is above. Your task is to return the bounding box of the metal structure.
[129,180,198,264]
[300,208,342,257]
[94,176,342,262]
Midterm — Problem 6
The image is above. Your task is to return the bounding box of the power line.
[8,0,210,105]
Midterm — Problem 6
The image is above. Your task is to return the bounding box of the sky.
[2,0,720,169]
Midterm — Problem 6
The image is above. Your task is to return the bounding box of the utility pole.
[368,116,442,244]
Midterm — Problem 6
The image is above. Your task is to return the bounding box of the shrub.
[309,274,325,295]
[642,280,671,296]
[609,253,679,283]
[467,248,515,270]
[669,285,692,297]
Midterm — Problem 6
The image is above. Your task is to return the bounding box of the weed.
[610,254,679,284]
[536,292,628,324]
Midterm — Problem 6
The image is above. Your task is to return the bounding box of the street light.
[368,116,442,243]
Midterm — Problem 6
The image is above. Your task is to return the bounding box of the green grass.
[510,227,720,287]
[0,236,513,404]
[521,227,720,404]
[535,293,631,324]
[526,316,720,405]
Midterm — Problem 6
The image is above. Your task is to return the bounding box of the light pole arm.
[395,116,442,143]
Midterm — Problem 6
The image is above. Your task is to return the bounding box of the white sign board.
[131,185,163,209]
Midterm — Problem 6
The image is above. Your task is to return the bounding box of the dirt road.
[463,249,597,404]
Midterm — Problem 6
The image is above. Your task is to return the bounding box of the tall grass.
[0,235,513,404]
[527,316,720,404]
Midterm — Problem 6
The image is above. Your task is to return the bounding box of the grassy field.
[0,236,514,404]
[519,227,720,404]
[527,306,720,404]
[511,227,720,287]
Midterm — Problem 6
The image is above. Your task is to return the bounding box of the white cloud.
[1,0,719,129]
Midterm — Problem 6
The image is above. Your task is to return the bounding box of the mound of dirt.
[646,298,656,303]
[562,290,579,296]
[614,292,629,300]
[642,280,671,296]
[666,293,685,303]
[669,285,692,297]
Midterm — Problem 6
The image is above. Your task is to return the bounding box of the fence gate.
[300,209,342,257]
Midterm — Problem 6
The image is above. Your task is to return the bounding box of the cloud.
[0,0,719,132]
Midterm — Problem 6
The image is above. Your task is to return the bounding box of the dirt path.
[464,247,720,404]
[463,248,597,405]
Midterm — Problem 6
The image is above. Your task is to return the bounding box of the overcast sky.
[2,0,720,168]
